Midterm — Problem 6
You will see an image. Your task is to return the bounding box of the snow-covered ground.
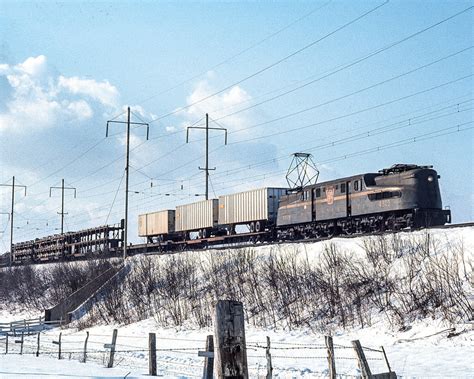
[0,316,472,378]
[1,226,473,378]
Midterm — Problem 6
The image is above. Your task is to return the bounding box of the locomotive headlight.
[427,175,434,182]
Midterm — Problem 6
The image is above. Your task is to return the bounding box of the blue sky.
[0,0,472,251]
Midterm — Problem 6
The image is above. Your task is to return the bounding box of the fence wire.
[0,328,390,378]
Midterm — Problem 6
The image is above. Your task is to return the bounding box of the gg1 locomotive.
[276,163,451,239]
[139,164,451,247]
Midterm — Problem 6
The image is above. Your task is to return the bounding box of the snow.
[1,313,472,378]
[1,226,473,378]
[0,354,148,378]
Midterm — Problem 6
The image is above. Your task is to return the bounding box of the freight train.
[138,163,451,247]
[6,164,451,264]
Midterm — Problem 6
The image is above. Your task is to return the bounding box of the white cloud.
[0,55,122,133]
[181,79,252,133]
[58,75,119,108]
[66,100,93,120]
[17,55,48,77]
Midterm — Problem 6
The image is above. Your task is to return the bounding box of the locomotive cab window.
[302,191,310,201]
[354,180,359,191]
[341,183,346,193]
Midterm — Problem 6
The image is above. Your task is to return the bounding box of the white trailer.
[138,210,175,237]
[218,187,287,232]
[175,199,219,233]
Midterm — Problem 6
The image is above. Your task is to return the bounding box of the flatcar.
[9,221,124,264]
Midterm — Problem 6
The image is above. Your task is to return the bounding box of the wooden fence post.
[83,331,89,363]
[20,332,25,355]
[265,336,272,379]
[149,333,157,376]
[214,300,248,379]
[107,329,118,368]
[352,340,372,379]
[36,332,40,357]
[202,335,214,379]
[15,332,23,355]
[380,346,392,373]
[325,336,336,379]
[58,332,62,359]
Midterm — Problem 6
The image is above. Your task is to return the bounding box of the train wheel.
[249,222,255,233]
[327,225,337,238]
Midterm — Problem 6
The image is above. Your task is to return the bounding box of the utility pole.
[49,179,77,236]
[107,107,149,259]
[0,176,27,266]
[186,113,227,200]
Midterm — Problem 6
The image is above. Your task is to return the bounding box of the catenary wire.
[147,1,390,124]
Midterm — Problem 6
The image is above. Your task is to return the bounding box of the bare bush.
[0,258,113,310]
[4,233,472,333]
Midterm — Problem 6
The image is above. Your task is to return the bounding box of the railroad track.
[2,222,472,267]
[134,221,474,256]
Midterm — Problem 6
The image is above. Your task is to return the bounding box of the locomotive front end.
[396,166,451,227]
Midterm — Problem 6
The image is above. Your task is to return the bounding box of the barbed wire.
[361,346,384,353]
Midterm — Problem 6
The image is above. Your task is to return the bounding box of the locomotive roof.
[295,164,434,191]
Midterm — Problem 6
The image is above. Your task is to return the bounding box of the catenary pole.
[10,176,15,264]
[124,107,131,259]
[0,176,26,266]
[106,107,149,260]
[49,180,76,235]
[186,114,227,200]
[205,113,209,200]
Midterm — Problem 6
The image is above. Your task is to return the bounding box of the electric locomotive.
[276,164,451,239]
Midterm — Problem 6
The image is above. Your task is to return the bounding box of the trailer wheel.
[249,222,255,233]
[255,220,264,232]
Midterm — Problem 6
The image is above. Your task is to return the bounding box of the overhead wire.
[147,1,390,124]
[227,73,473,143]
[9,6,474,242]
[123,0,333,108]
[20,5,472,196]
[57,109,473,231]
[61,120,473,231]
[209,7,474,124]
[52,94,473,228]
[208,101,474,180]
[19,2,332,197]
[12,3,473,206]
[129,73,473,181]
[105,169,126,225]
